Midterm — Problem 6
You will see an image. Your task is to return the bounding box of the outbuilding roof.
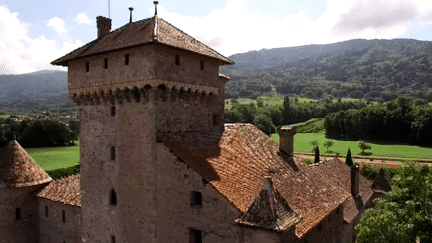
[51,16,233,66]
[0,140,52,188]
[36,174,81,207]
[161,124,374,239]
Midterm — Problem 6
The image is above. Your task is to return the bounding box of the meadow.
[271,133,432,160]
[27,144,80,171]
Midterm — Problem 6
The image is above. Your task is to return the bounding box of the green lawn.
[26,145,80,171]
[225,95,319,110]
[271,133,432,159]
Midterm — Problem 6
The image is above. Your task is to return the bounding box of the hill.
[221,38,432,101]
[0,70,75,111]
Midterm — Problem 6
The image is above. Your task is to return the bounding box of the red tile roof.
[51,16,233,66]
[36,174,81,207]
[0,140,52,188]
[161,124,374,238]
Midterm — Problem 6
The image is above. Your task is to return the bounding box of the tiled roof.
[161,124,374,238]
[36,174,81,207]
[51,16,233,66]
[371,168,392,193]
[0,140,52,188]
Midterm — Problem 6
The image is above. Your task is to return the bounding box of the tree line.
[325,96,432,146]
[0,118,79,148]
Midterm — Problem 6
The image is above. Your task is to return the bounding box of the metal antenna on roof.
[129,7,134,23]
[153,1,159,16]
[108,0,111,18]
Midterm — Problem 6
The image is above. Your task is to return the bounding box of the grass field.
[225,95,318,109]
[271,133,432,159]
[26,145,80,171]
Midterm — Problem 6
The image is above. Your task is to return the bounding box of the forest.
[222,39,432,102]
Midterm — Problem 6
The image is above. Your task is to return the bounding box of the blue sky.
[1,0,432,74]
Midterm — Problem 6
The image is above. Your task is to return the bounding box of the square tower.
[52,14,233,242]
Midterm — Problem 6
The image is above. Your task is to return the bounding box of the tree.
[346,148,353,166]
[323,140,334,153]
[358,141,372,155]
[282,96,291,125]
[310,140,319,152]
[314,146,320,163]
[355,162,432,243]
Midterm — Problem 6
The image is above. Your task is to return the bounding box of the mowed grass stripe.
[26,145,80,171]
[271,133,432,159]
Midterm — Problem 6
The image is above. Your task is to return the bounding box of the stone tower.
[0,140,52,243]
[52,13,233,242]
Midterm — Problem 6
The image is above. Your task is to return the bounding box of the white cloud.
[0,5,82,74]
[154,0,432,56]
[47,16,67,34]
[76,13,91,25]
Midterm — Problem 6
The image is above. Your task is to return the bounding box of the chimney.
[96,16,112,38]
[278,127,296,155]
[351,165,359,197]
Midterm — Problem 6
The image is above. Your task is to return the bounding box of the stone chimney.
[351,165,359,197]
[278,127,296,155]
[96,16,112,38]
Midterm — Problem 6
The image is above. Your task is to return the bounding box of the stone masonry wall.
[0,185,45,243]
[38,199,80,243]
[156,143,243,242]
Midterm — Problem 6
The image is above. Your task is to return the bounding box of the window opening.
[200,61,204,70]
[189,228,202,243]
[110,188,117,206]
[104,58,108,69]
[111,235,116,243]
[110,106,116,116]
[125,54,129,65]
[191,191,202,207]
[86,62,89,72]
[62,210,66,223]
[45,205,49,218]
[110,146,115,160]
[175,54,180,66]
[213,114,219,126]
[15,208,21,220]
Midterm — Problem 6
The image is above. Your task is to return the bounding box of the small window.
[110,146,115,160]
[85,62,90,72]
[110,106,116,116]
[15,208,21,220]
[200,61,204,70]
[104,58,108,69]
[45,205,49,218]
[125,54,129,65]
[175,54,180,66]
[110,188,117,206]
[62,210,66,223]
[189,228,202,243]
[191,191,202,207]
[213,114,219,126]
[111,235,116,243]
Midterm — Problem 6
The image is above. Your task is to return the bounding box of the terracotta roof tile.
[0,140,52,188]
[161,124,374,239]
[52,17,233,66]
[36,174,81,207]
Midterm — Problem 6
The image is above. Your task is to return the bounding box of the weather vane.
[153,1,159,16]
[129,7,134,23]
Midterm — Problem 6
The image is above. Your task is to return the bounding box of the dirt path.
[296,154,432,168]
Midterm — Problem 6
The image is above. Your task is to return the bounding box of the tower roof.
[51,16,233,66]
[0,140,52,188]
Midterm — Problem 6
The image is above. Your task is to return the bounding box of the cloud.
[76,13,91,25]
[0,5,82,74]
[47,16,67,34]
[154,0,432,56]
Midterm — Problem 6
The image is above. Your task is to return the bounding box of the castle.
[0,6,391,243]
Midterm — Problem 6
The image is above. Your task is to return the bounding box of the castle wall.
[38,199,80,243]
[67,45,221,98]
[79,99,158,243]
[0,185,45,243]
[155,143,243,242]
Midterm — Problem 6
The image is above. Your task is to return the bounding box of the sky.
[1,0,432,74]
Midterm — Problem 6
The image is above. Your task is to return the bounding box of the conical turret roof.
[0,140,52,188]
